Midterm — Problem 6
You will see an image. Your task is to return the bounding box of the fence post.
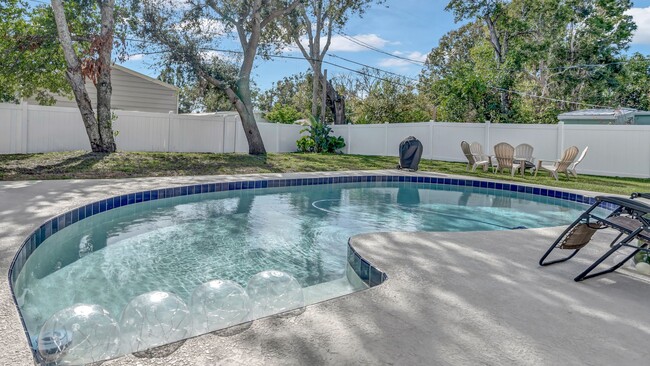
[276,123,281,153]
[347,124,351,154]
[234,116,239,153]
[166,111,172,152]
[220,116,226,153]
[384,122,389,156]
[429,121,434,159]
[23,102,29,153]
[557,121,564,158]
[484,120,491,154]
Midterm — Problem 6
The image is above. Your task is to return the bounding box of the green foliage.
[280,0,386,115]
[0,0,70,103]
[612,53,650,111]
[261,68,431,125]
[0,0,130,104]
[297,117,345,153]
[257,72,312,115]
[420,0,642,123]
[265,104,303,124]
[158,61,239,113]
[296,135,316,152]
[351,77,431,123]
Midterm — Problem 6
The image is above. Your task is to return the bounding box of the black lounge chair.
[540,192,650,281]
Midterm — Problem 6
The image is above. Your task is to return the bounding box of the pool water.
[14,181,588,338]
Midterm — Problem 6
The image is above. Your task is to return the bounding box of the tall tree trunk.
[235,78,266,155]
[197,67,266,155]
[51,0,116,152]
[326,79,345,124]
[51,0,102,151]
[311,61,322,117]
[484,14,510,117]
[97,0,116,152]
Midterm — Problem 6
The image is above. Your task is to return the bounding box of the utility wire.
[123,45,416,88]
[18,6,641,108]
[24,1,650,73]
[489,86,617,109]
[121,45,633,108]
[329,54,419,82]
[337,32,426,66]
[199,47,417,88]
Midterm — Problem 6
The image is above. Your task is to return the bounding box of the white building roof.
[558,108,636,120]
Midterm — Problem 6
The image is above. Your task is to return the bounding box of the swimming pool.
[10,175,600,364]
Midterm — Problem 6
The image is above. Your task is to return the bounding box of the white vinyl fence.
[332,122,650,178]
[1,103,649,178]
[0,103,304,155]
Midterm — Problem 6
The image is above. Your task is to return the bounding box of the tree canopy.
[1,0,70,103]
[130,0,303,154]
[418,0,643,123]
[282,0,384,119]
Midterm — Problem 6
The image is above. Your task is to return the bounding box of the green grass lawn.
[0,151,648,195]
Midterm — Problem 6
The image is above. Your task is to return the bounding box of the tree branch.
[293,33,315,68]
[320,12,334,59]
[260,0,303,28]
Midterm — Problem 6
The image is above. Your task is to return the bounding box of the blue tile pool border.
[348,240,388,287]
[7,173,612,359]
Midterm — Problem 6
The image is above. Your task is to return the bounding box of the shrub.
[296,135,315,152]
[296,117,345,153]
[264,104,303,124]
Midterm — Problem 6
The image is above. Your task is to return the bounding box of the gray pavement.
[1,171,648,365]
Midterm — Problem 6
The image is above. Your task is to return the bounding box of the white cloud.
[377,51,427,68]
[626,7,650,44]
[327,34,393,52]
[124,53,145,61]
[285,33,394,53]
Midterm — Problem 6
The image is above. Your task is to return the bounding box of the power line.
[197,47,417,88]
[329,54,419,82]
[125,44,416,88]
[337,32,426,66]
[542,59,650,71]
[123,43,635,108]
[22,3,650,73]
[123,46,631,109]
[489,86,617,109]
[125,38,418,84]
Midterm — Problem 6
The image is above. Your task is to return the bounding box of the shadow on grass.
[6,152,109,177]
[0,153,38,163]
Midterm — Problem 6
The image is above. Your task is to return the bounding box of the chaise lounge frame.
[539,192,650,282]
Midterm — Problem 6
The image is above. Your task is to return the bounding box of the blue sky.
[116,0,650,91]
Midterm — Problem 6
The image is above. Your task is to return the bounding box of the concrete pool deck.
[1,170,648,365]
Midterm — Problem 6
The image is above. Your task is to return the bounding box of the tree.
[50,0,117,152]
[133,0,303,155]
[420,21,484,83]
[257,72,312,115]
[446,0,544,118]
[432,0,638,123]
[159,62,237,113]
[353,77,430,124]
[0,0,70,103]
[283,0,383,120]
[327,68,429,124]
[265,104,303,123]
[418,21,498,122]
[612,53,650,111]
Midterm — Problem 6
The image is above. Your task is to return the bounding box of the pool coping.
[0,169,630,365]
